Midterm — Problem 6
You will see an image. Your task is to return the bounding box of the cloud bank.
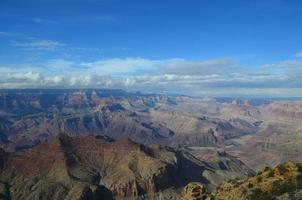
[0,56,302,97]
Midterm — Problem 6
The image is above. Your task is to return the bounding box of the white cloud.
[124,77,136,87]
[162,58,239,75]
[80,57,161,75]
[262,60,302,78]
[294,52,302,58]
[0,32,18,37]
[33,17,57,24]
[75,58,239,76]
[8,35,101,56]
[11,39,65,51]
[44,76,64,84]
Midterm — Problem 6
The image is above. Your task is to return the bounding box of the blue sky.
[0,0,302,97]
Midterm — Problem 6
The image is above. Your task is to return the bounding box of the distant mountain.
[0,89,302,172]
[0,89,259,151]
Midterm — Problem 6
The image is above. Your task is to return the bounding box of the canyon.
[0,89,301,199]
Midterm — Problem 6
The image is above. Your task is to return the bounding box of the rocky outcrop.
[181,182,213,200]
[214,162,302,200]
[181,162,302,200]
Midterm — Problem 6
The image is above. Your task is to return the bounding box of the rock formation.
[0,134,253,199]
[181,182,213,200]
[214,162,302,200]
